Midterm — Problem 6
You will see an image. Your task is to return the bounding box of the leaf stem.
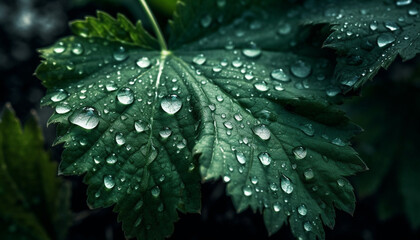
[139,0,168,50]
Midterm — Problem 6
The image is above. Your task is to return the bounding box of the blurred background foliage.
[0,0,419,239]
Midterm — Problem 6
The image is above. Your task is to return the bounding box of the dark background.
[1,0,420,239]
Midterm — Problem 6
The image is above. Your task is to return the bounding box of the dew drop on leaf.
[117,88,134,105]
[51,89,68,102]
[278,23,291,35]
[290,60,311,78]
[258,152,272,166]
[55,103,71,114]
[53,42,66,54]
[298,204,307,216]
[299,123,314,136]
[115,133,126,146]
[273,202,281,212]
[135,120,149,133]
[113,46,128,61]
[337,179,346,187]
[332,138,346,146]
[105,82,118,92]
[281,175,294,194]
[242,46,262,58]
[151,186,161,197]
[303,221,312,231]
[159,127,172,138]
[304,169,314,180]
[200,14,212,28]
[104,175,115,189]
[270,182,279,191]
[377,33,395,48]
[69,107,100,129]
[293,146,307,159]
[252,124,271,140]
[192,54,206,65]
[72,43,84,55]
[106,154,118,164]
[161,95,182,114]
[254,81,269,92]
[242,185,253,196]
[235,151,247,165]
[396,0,412,6]
[384,21,399,31]
[271,68,290,82]
[136,57,151,68]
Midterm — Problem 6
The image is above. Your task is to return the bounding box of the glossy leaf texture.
[35,0,420,239]
[0,104,71,240]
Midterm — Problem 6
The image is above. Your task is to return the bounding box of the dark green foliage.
[0,104,71,240]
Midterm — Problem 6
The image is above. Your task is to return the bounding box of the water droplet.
[53,42,66,53]
[332,138,346,146]
[303,222,312,231]
[396,0,412,6]
[212,66,222,73]
[258,152,272,166]
[291,60,311,78]
[72,43,84,55]
[106,154,118,164]
[242,47,261,58]
[136,57,151,68]
[384,21,399,31]
[151,186,161,197]
[51,89,68,102]
[117,88,134,105]
[159,127,172,138]
[369,21,378,31]
[192,54,206,65]
[115,133,126,146]
[242,185,253,196]
[281,175,294,194]
[273,202,281,212]
[304,169,314,180]
[278,23,291,35]
[224,121,233,129]
[377,33,395,48]
[252,124,271,140]
[135,120,149,133]
[113,46,128,61]
[271,68,290,82]
[223,175,231,182]
[299,124,314,136]
[161,95,182,114]
[232,58,243,68]
[270,182,279,191]
[251,176,258,184]
[200,14,212,28]
[55,103,71,114]
[326,87,341,97]
[234,113,243,122]
[235,151,247,165]
[337,179,346,187]
[216,95,224,102]
[104,175,115,189]
[106,82,118,92]
[408,8,418,15]
[69,107,100,129]
[293,146,307,159]
[298,204,307,216]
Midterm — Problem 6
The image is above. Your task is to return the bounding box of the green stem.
[139,0,168,50]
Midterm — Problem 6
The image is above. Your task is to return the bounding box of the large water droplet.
[242,47,261,58]
[117,88,134,105]
[104,175,115,189]
[236,151,247,165]
[69,107,100,129]
[242,185,253,196]
[377,33,395,48]
[291,60,311,78]
[106,82,118,92]
[281,175,294,194]
[161,95,182,114]
[298,204,307,216]
[136,57,151,68]
[159,127,172,138]
[192,54,206,65]
[51,89,68,102]
[258,152,272,166]
[271,68,290,82]
[135,120,149,133]
[293,146,307,159]
[254,81,269,92]
[252,124,271,140]
[55,103,71,114]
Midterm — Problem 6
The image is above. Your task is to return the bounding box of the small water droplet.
[55,103,71,114]
[106,82,118,92]
[113,46,128,61]
[117,88,134,105]
[161,95,182,114]
[69,107,100,129]
[291,60,311,78]
[242,47,261,58]
[278,23,291,35]
[293,146,307,159]
[281,175,294,194]
[377,33,395,48]
[115,133,126,146]
[304,169,314,180]
[332,138,346,146]
[223,175,231,182]
[104,175,115,189]
[252,124,271,140]
[159,127,172,138]
[53,42,66,54]
[273,202,281,212]
[136,57,151,68]
[72,43,84,55]
[303,222,312,231]
[235,151,247,165]
[51,89,68,102]
[298,204,307,216]
[254,81,269,92]
[106,154,118,164]
[299,123,314,136]
[271,68,290,82]
[251,176,258,184]
[232,58,243,68]
[151,186,161,197]
[258,152,272,166]
[192,54,206,65]
[270,182,279,191]
[384,21,399,31]
[135,120,149,133]
[242,185,253,196]
[337,179,346,187]
[200,14,212,28]
[396,0,412,6]
[369,21,378,31]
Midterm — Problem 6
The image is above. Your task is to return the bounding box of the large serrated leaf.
[34,0,420,239]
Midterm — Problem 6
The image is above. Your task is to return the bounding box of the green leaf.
[350,79,420,229]
[0,104,71,240]
[35,0,420,239]
[307,0,420,90]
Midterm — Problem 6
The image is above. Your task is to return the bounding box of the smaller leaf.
[0,104,71,240]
